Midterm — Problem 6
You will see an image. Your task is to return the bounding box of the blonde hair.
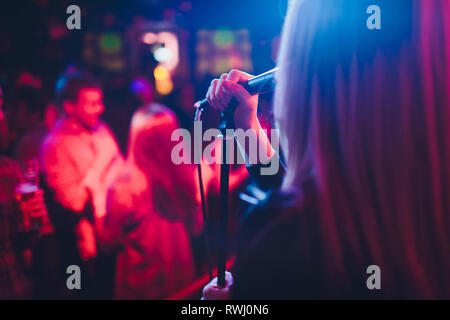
[274,0,450,297]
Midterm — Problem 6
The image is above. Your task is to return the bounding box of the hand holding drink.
[14,158,53,235]
[15,184,52,234]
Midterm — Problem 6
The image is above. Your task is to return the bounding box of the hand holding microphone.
[202,68,277,132]
[202,69,278,164]
[205,70,259,132]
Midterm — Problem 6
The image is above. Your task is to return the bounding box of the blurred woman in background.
[98,102,203,299]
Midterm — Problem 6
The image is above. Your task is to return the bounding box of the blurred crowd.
[0,69,248,299]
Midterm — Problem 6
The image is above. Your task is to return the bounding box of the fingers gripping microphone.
[194,68,278,121]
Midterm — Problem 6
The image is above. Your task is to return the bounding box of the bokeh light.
[99,33,122,54]
[155,79,174,95]
[154,66,170,81]
[141,32,158,45]
[154,47,173,63]
[213,30,234,49]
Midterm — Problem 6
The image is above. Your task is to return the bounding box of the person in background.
[5,85,48,162]
[97,101,203,299]
[40,72,124,298]
[0,156,50,299]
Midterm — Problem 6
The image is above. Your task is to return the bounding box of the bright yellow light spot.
[154,66,170,81]
[156,79,173,95]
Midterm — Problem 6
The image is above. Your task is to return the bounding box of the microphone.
[195,68,278,116]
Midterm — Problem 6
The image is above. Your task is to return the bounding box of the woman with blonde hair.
[203,0,450,298]
[98,103,202,299]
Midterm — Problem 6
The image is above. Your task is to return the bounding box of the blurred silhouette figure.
[5,85,48,161]
[98,102,203,299]
[40,72,124,298]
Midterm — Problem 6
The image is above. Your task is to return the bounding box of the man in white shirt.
[41,73,124,264]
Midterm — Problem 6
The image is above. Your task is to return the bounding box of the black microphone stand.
[194,103,213,281]
[216,98,238,287]
[194,98,238,287]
